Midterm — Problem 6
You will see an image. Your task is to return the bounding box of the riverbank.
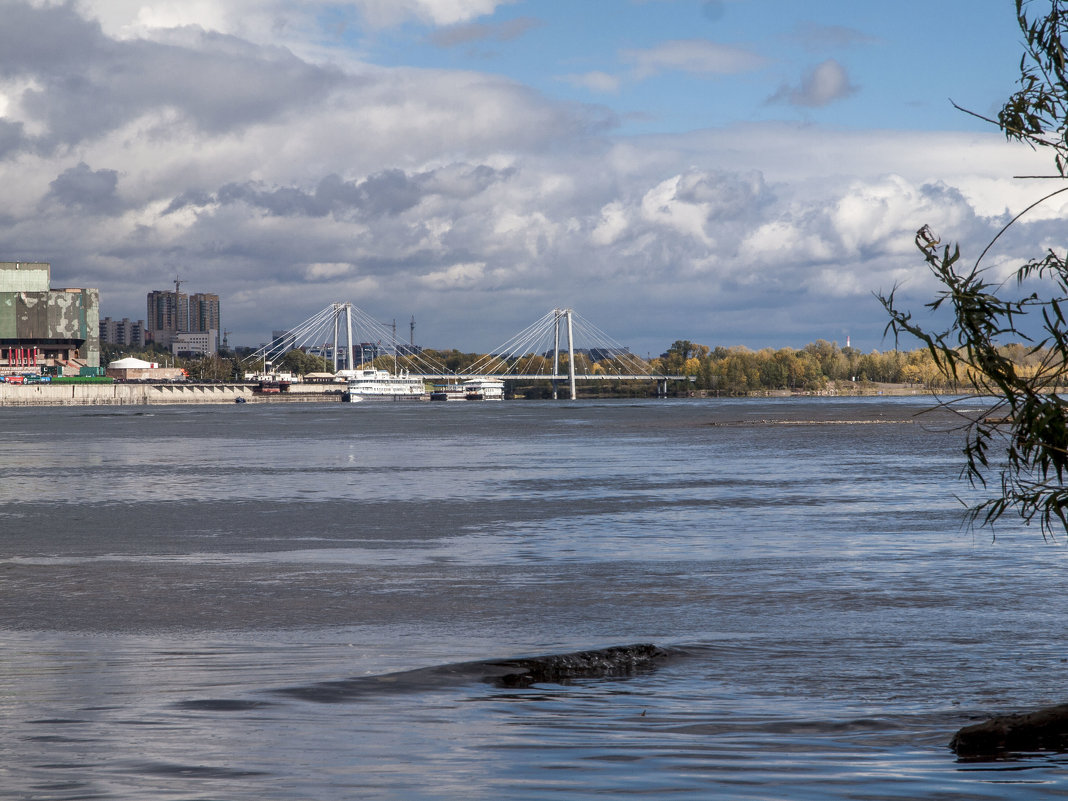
[0,380,941,406]
[683,382,939,398]
[0,382,344,406]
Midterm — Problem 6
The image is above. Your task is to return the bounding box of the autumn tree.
[279,349,330,376]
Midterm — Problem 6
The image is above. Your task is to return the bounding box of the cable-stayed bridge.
[248,304,686,398]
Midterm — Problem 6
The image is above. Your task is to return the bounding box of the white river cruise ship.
[341,368,427,401]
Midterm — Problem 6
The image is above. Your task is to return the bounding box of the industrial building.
[0,261,100,372]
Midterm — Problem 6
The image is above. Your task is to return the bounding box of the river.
[3,397,1068,799]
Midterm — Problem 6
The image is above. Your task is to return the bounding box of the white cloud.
[640,175,714,246]
[304,262,354,280]
[76,0,514,48]
[740,220,835,266]
[560,71,622,94]
[328,0,513,29]
[768,59,857,108]
[592,201,628,246]
[803,267,868,298]
[77,0,291,41]
[623,39,766,79]
[419,261,486,290]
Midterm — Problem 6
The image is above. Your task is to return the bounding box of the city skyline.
[102,286,221,355]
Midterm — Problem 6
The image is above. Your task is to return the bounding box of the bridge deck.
[411,374,687,381]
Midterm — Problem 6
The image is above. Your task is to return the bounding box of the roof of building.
[108,357,156,369]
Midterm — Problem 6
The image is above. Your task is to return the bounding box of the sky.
[0,0,1061,355]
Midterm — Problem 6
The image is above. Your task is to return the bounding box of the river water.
[3,397,1068,799]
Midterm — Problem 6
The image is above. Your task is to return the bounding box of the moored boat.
[430,384,466,401]
[341,368,427,401]
[462,378,505,400]
[430,378,505,400]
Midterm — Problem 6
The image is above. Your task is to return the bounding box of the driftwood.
[952,703,1068,757]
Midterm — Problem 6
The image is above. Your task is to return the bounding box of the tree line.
[651,339,991,394]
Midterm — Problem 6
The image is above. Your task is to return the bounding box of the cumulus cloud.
[634,169,771,250]
[623,39,766,79]
[768,58,858,107]
[0,3,346,155]
[592,201,628,246]
[0,0,1053,354]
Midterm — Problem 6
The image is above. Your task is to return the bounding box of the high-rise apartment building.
[146,288,220,352]
[146,290,187,344]
[189,293,220,334]
[99,317,146,348]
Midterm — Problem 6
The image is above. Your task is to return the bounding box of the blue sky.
[362,0,1022,135]
[0,0,1057,355]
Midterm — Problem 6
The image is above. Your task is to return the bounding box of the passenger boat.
[430,384,466,401]
[342,368,427,401]
[430,378,505,401]
[462,378,504,400]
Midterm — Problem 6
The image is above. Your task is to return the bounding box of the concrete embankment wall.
[0,383,341,407]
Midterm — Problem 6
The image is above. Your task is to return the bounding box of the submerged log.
[481,643,669,688]
[952,703,1068,757]
[272,643,670,703]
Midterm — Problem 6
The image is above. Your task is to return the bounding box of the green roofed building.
[0,261,100,370]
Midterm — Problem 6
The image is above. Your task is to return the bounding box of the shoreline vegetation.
[100,338,1020,399]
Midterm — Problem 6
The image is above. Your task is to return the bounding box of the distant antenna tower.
[223,329,231,349]
[410,315,415,346]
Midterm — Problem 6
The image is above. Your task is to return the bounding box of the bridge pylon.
[550,308,578,400]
